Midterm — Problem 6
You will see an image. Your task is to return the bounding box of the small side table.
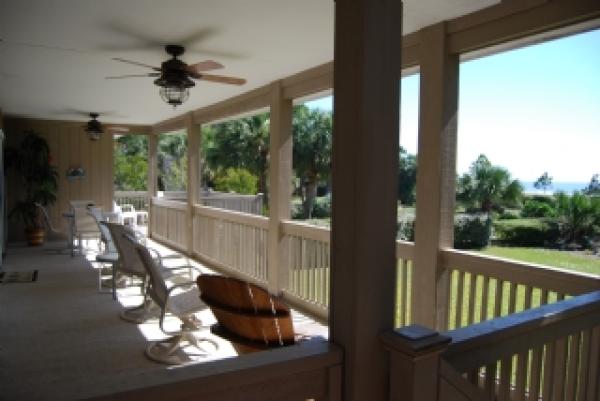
[96,252,119,300]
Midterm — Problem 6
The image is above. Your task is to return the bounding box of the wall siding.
[5,117,113,241]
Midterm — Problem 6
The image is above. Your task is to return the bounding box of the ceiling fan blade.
[112,57,161,71]
[105,73,160,79]
[186,60,224,73]
[194,73,246,85]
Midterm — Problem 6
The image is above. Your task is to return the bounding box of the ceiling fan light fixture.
[159,84,190,107]
[85,113,103,140]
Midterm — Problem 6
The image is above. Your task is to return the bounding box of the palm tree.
[457,154,522,213]
[555,192,600,245]
[158,133,188,191]
[204,114,270,196]
[292,106,332,218]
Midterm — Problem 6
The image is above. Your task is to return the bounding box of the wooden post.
[330,0,402,400]
[267,82,293,294]
[381,326,451,401]
[147,132,159,238]
[186,114,201,254]
[412,22,459,331]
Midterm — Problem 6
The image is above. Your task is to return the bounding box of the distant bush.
[454,215,492,249]
[521,199,557,218]
[311,196,331,218]
[498,210,520,220]
[214,168,257,194]
[397,220,415,241]
[292,196,331,219]
[395,214,491,248]
[493,218,560,246]
[528,195,556,207]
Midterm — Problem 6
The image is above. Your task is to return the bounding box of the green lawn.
[478,246,600,276]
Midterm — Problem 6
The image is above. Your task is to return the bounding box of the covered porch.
[1,0,600,400]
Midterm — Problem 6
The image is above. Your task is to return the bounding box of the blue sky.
[306,28,600,183]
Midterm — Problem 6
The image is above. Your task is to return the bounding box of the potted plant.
[7,131,58,245]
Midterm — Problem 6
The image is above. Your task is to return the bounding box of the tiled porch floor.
[0,239,327,400]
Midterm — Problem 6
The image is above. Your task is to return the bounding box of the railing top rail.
[85,338,341,401]
[443,290,600,372]
[114,190,149,196]
[202,193,263,200]
[280,220,416,261]
[194,203,269,229]
[396,240,414,260]
[281,220,331,243]
[151,197,187,211]
[440,248,600,295]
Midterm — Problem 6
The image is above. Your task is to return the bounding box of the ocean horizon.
[520,181,588,195]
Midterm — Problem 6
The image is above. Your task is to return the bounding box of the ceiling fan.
[84,113,129,141]
[107,44,246,107]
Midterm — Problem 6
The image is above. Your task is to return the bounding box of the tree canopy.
[398,146,417,205]
[534,172,553,193]
[204,114,270,196]
[457,154,523,213]
[292,105,332,218]
[114,135,148,191]
[585,174,600,195]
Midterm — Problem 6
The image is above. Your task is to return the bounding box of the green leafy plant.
[7,132,58,229]
[214,168,258,194]
[454,215,492,249]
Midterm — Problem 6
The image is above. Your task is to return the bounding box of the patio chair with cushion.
[196,274,296,354]
[106,222,196,322]
[35,203,71,254]
[133,239,218,365]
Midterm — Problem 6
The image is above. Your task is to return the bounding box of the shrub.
[311,196,331,218]
[214,168,257,194]
[292,196,331,219]
[521,199,557,218]
[454,215,492,249]
[397,220,415,241]
[498,210,520,220]
[493,219,561,246]
[395,215,491,248]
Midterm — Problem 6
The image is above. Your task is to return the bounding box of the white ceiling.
[0,0,498,125]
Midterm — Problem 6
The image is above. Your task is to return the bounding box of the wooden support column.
[412,22,459,331]
[331,0,402,400]
[147,132,158,238]
[267,82,293,294]
[186,114,202,254]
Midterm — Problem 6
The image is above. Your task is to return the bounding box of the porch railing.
[87,338,342,401]
[192,204,269,285]
[150,198,188,251]
[149,198,600,333]
[114,191,150,211]
[383,290,600,401]
[442,290,600,401]
[118,190,263,215]
[441,249,600,331]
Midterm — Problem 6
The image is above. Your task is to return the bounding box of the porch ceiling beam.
[152,115,187,135]
[281,62,333,101]
[192,85,271,125]
[447,0,600,55]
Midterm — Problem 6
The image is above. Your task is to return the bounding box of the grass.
[479,246,600,276]
[493,218,544,228]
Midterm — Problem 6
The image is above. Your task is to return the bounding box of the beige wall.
[5,117,113,241]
